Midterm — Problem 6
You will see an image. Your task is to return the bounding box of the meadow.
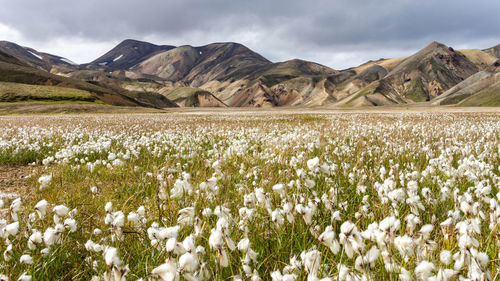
[0,111,498,281]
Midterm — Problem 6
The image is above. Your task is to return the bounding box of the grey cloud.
[0,0,499,69]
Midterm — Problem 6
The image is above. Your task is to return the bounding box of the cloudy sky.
[0,0,499,69]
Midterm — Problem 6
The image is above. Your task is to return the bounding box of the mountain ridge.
[0,39,499,109]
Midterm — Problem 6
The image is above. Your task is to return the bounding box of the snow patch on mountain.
[60,58,78,65]
[113,54,124,62]
[28,51,42,60]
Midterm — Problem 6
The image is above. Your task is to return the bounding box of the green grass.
[404,78,428,102]
[459,84,500,106]
[0,62,139,107]
[440,93,472,105]
[0,82,98,102]
[345,81,379,105]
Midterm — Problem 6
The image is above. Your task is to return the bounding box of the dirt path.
[0,165,32,199]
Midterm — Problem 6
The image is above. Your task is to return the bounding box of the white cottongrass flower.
[19,255,33,265]
[300,247,321,276]
[439,250,452,265]
[151,257,178,281]
[3,244,13,261]
[127,211,140,226]
[52,205,69,224]
[28,230,43,250]
[85,240,103,252]
[37,174,52,191]
[339,221,364,258]
[209,228,229,267]
[318,225,340,254]
[306,157,320,171]
[272,184,286,198]
[178,207,195,227]
[5,222,19,237]
[104,247,122,268]
[394,235,415,261]
[17,273,31,281]
[105,202,113,213]
[179,252,199,273]
[34,199,49,219]
[10,198,22,221]
[64,218,77,232]
[414,261,435,280]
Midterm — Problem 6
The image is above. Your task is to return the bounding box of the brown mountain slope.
[228,82,280,107]
[131,46,201,81]
[130,42,271,87]
[371,41,479,103]
[199,58,339,106]
[458,49,498,70]
[183,42,271,86]
[166,87,227,107]
[483,44,500,59]
[0,50,171,107]
[351,57,407,74]
[87,39,175,71]
[431,71,500,106]
[0,41,77,71]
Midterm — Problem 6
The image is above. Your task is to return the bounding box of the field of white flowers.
[0,112,498,281]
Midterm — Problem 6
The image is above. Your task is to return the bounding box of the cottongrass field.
[0,111,499,281]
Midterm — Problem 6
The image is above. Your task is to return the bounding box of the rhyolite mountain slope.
[86,39,175,71]
[457,49,498,70]
[431,71,500,106]
[0,49,177,108]
[483,44,500,59]
[0,41,78,71]
[165,87,227,107]
[132,42,272,86]
[86,39,500,108]
[1,38,500,109]
[338,42,480,106]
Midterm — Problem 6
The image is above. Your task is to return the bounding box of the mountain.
[87,39,175,70]
[197,58,339,107]
[351,57,407,74]
[346,41,480,105]
[0,41,77,71]
[431,71,500,106]
[457,49,498,70]
[483,44,500,59]
[131,45,202,81]
[131,42,272,86]
[0,49,178,108]
[84,40,341,108]
[2,38,500,110]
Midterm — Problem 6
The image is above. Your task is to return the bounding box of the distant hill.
[458,49,498,70]
[431,71,500,106]
[483,44,500,59]
[0,49,176,108]
[0,41,77,71]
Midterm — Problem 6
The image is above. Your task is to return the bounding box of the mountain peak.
[88,39,175,70]
[420,41,450,53]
